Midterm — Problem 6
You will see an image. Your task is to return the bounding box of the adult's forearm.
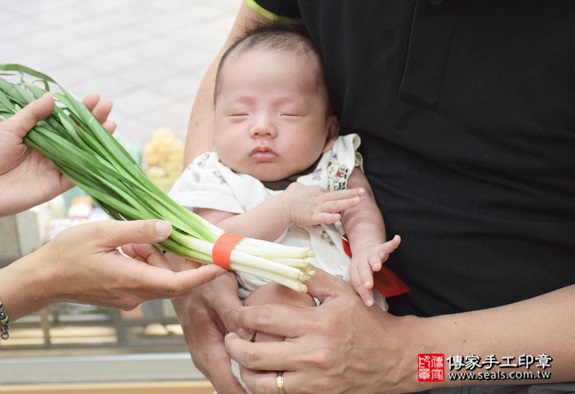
[183,60,219,166]
[227,268,575,393]
[411,284,575,390]
[184,2,271,167]
[0,251,53,321]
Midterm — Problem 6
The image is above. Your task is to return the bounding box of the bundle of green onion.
[0,64,314,292]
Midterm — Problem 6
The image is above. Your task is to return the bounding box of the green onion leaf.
[0,63,313,292]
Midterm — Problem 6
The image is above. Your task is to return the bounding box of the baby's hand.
[349,235,401,306]
[281,183,364,227]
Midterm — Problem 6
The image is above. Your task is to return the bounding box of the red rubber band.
[212,233,244,270]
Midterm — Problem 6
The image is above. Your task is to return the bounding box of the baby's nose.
[249,118,277,138]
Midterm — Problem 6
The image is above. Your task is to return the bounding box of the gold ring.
[276,371,286,394]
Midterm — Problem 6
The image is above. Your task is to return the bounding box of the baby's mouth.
[251,146,277,162]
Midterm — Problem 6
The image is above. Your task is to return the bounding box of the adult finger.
[209,356,248,394]
[111,255,225,297]
[98,219,172,248]
[233,269,347,338]
[1,94,54,137]
[173,264,227,291]
[81,93,117,132]
[146,264,226,295]
[192,327,247,393]
[81,92,100,112]
[123,243,176,269]
[235,303,316,341]
[101,119,117,133]
[172,277,245,392]
[119,243,159,264]
[164,253,203,273]
[229,270,393,393]
[303,266,351,304]
[227,273,350,373]
[238,368,277,394]
[240,368,330,394]
[225,333,304,373]
[89,97,114,128]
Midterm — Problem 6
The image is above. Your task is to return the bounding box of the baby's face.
[214,48,337,182]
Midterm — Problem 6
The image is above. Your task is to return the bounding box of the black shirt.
[250,0,575,317]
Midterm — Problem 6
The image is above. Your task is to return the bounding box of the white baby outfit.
[169,133,386,309]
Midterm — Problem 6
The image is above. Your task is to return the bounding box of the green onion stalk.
[0,64,314,292]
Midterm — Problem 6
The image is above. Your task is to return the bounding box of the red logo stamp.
[418,354,445,382]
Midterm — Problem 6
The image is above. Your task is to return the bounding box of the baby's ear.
[323,115,339,152]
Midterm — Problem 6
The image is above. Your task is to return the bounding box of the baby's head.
[213,24,339,182]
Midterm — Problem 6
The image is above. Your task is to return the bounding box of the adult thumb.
[305,266,351,305]
[1,94,54,137]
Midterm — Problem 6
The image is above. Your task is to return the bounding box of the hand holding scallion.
[0,64,314,292]
[32,219,225,312]
[0,92,226,322]
[1,219,226,321]
[0,92,116,216]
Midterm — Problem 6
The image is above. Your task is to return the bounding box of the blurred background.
[1,0,238,143]
[0,1,239,392]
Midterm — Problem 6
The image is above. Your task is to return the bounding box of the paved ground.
[1,0,239,144]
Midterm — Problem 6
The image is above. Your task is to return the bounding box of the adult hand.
[8,219,225,319]
[170,264,247,394]
[0,93,116,216]
[225,268,419,394]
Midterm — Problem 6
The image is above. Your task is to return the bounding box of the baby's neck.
[262,160,318,191]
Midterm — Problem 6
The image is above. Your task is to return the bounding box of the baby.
[170,24,402,324]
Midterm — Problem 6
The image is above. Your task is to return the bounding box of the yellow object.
[143,128,185,193]
[67,195,93,218]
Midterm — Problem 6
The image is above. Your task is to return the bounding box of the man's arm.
[227,268,575,393]
[183,2,271,166]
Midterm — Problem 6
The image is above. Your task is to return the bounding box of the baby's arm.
[197,182,364,241]
[341,169,401,307]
